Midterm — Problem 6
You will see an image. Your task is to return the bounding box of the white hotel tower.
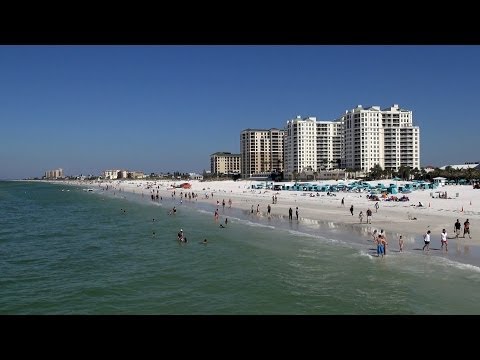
[341,104,420,173]
[284,116,318,177]
[284,116,343,179]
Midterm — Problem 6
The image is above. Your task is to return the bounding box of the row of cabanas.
[250,179,447,194]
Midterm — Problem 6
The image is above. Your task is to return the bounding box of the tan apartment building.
[240,128,284,178]
[210,152,241,175]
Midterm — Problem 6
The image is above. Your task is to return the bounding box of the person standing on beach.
[341,197,345,206]
[454,219,461,238]
[267,204,271,216]
[464,219,471,239]
[350,205,354,216]
[375,202,379,213]
[288,207,293,220]
[359,211,364,223]
[295,207,299,221]
[423,230,431,252]
[440,229,448,252]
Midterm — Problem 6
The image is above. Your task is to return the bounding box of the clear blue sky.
[1,45,479,179]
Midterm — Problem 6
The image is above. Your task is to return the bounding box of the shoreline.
[32,178,480,267]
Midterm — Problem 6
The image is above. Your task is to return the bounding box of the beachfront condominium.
[44,168,64,179]
[317,120,343,170]
[341,104,420,173]
[283,116,343,179]
[240,128,284,178]
[284,116,318,178]
[210,152,241,175]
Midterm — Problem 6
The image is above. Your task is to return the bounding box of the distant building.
[189,172,203,180]
[423,165,436,173]
[44,168,64,179]
[210,152,241,175]
[103,169,145,179]
[439,162,480,170]
[104,169,122,179]
[128,171,146,179]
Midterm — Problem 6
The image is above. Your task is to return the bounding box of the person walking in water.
[350,205,354,216]
[398,235,404,252]
[423,230,431,252]
[359,211,364,223]
[376,233,385,257]
[440,229,448,252]
[288,207,293,220]
[380,229,387,255]
[464,219,471,239]
[379,234,387,258]
[454,219,461,238]
[366,208,372,224]
[295,207,299,221]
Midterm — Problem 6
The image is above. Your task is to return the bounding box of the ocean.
[1,180,480,314]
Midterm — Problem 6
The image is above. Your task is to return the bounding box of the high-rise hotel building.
[240,128,284,178]
[284,116,318,175]
[316,120,343,170]
[340,104,420,173]
[284,116,343,179]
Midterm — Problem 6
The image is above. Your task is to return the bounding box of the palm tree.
[369,164,384,180]
[292,170,299,182]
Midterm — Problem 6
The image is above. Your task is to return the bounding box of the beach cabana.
[387,185,398,194]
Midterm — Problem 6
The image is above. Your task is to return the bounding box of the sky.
[0,45,479,179]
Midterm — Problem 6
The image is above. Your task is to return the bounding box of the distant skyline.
[1,45,479,179]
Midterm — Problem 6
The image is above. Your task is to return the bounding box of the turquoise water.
[1,180,480,314]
